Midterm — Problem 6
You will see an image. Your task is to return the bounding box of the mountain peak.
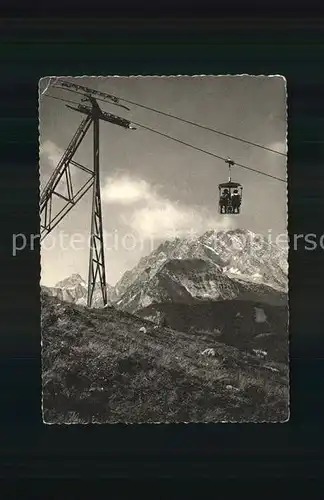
[55,273,86,288]
[71,273,84,280]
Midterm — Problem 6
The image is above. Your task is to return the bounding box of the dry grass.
[41,292,289,424]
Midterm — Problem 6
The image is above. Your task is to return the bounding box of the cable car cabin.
[218,182,243,214]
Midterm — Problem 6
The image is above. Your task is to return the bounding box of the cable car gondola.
[218,159,243,214]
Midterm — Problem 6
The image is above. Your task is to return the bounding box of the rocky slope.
[113,229,288,303]
[115,257,287,315]
[41,292,289,423]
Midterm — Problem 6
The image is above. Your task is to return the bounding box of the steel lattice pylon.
[40,93,134,307]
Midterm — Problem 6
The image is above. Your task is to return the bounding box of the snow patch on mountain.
[254,307,267,323]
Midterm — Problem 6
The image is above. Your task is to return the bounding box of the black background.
[1,9,324,482]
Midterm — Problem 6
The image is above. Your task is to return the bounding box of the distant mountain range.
[41,228,288,313]
[42,274,116,308]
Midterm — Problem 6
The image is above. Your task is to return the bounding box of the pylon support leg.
[87,117,108,308]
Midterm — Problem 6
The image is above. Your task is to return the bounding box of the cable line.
[56,80,287,157]
[44,93,286,183]
[131,120,286,182]
[114,96,287,157]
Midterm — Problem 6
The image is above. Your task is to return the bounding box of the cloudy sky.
[39,75,287,286]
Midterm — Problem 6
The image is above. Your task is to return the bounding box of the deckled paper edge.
[39,74,289,425]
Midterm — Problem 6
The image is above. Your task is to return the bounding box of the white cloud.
[40,139,63,169]
[128,203,234,240]
[102,174,235,240]
[101,175,154,205]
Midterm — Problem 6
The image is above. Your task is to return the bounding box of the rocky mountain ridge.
[115,257,287,315]
[113,229,288,301]
[41,229,288,311]
[42,273,115,308]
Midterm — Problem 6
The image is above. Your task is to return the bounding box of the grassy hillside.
[41,292,289,423]
[137,301,288,364]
